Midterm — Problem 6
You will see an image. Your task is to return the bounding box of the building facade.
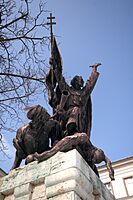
[98,156,133,200]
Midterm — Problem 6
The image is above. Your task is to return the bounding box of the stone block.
[15,195,31,200]
[3,194,14,200]
[45,167,93,199]
[32,183,46,199]
[14,183,32,198]
[48,191,81,200]
[101,185,115,200]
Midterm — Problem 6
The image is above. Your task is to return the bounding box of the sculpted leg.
[32,133,88,163]
[11,138,26,170]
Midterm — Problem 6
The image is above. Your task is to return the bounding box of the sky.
[1,0,133,173]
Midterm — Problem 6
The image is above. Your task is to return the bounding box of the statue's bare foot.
[25,154,35,164]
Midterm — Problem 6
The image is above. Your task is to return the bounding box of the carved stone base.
[0,149,115,200]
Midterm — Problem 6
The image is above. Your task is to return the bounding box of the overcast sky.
[1,0,133,173]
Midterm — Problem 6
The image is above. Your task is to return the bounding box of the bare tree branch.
[0,73,45,83]
[0,0,50,155]
[0,13,28,30]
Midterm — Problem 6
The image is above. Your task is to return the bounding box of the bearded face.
[71,75,84,89]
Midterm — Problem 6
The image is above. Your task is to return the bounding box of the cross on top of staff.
[47,13,56,40]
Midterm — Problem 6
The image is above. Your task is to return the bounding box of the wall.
[0,149,116,200]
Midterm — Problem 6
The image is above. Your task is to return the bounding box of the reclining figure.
[26,132,114,181]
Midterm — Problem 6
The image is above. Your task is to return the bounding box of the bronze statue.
[11,14,115,181]
[11,105,62,170]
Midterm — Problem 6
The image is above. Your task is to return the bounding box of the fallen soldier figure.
[26,132,115,181]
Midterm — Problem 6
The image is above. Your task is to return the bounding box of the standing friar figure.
[46,14,101,137]
[51,61,101,137]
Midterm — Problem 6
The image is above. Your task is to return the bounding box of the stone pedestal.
[0,149,115,200]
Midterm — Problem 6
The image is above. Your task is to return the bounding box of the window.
[104,182,113,194]
[124,176,133,196]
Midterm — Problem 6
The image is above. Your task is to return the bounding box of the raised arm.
[82,63,101,96]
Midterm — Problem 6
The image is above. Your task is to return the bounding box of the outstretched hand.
[89,63,101,72]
